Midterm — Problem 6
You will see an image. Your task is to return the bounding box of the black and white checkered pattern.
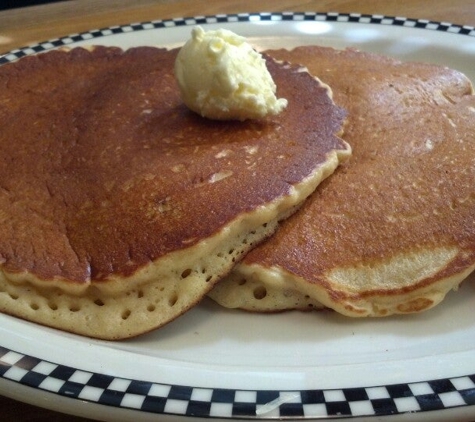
[0,12,474,64]
[1,345,474,418]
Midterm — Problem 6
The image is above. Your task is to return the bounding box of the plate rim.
[0,11,474,421]
[1,10,474,64]
[2,342,475,420]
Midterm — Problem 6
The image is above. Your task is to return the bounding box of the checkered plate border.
[0,11,474,64]
[1,344,475,419]
[0,11,474,419]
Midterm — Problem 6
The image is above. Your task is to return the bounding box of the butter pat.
[174,26,287,121]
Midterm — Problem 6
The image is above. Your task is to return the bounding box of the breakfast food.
[0,45,350,339]
[175,26,287,120]
[209,45,475,316]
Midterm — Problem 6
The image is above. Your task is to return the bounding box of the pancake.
[209,46,475,316]
[0,46,350,339]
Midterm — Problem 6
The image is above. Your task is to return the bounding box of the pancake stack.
[0,46,350,339]
[209,46,475,317]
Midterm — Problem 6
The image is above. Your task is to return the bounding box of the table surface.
[0,0,474,421]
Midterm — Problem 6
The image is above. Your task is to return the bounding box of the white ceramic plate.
[1,12,475,422]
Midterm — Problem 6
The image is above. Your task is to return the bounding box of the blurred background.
[0,0,66,10]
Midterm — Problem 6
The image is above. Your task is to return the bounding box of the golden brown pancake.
[209,46,475,317]
[0,46,350,339]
